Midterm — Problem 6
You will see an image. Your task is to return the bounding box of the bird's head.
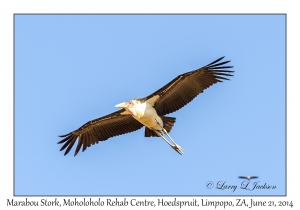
[115,99,139,117]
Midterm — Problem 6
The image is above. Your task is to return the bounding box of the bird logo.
[238,176,259,180]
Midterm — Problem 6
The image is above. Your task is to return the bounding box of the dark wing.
[58,109,143,156]
[144,57,234,116]
[238,176,248,179]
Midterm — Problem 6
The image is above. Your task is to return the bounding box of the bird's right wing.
[58,109,144,156]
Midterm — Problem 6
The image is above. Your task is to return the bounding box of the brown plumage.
[58,56,233,156]
[58,110,144,156]
[144,56,233,116]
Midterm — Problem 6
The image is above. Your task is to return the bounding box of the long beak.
[115,102,127,108]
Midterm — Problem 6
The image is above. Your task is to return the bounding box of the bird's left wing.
[144,57,234,116]
[58,109,143,156]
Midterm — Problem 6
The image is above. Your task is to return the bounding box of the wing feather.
[144,57,234,115]
[58,109,144,156]
[74,136,83,156]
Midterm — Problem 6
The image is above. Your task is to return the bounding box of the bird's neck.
[134,102,147,119]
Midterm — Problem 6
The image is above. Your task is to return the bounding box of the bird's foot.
[171,144,184,155]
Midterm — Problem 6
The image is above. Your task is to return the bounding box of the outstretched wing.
[58,109,143,156]
[238,176,248,179]
[144,57,234,116]
[249,176,258,179]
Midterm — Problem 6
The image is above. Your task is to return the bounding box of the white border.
[1,0,297,209]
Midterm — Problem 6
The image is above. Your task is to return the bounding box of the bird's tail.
[145,116,176,137]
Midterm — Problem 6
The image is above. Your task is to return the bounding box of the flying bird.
[238,176,259,180]
[58,56,234,156]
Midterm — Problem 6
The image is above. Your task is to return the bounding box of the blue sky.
[14,14,285,196]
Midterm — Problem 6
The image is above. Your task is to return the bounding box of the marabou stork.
[58,56,233,156]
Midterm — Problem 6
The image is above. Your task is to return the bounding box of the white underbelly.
[138,116,157,127]
[134,104,163,130]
